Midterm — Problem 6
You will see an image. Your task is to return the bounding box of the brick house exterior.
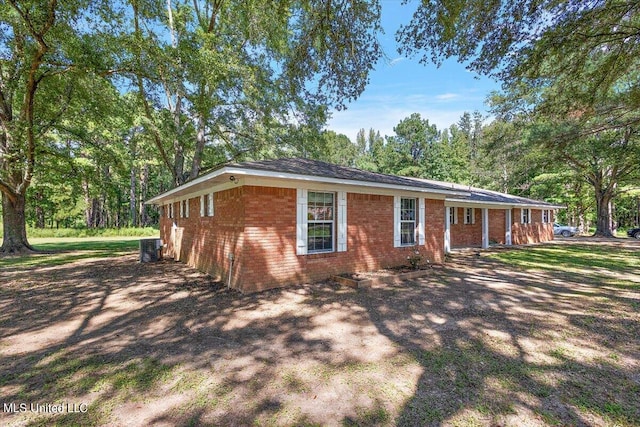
[148,159,560,293]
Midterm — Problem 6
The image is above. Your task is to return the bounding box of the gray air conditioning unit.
[139,238,163,262]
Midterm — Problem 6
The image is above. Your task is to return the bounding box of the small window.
[307,191,334,253]
[167,203,174,219]
[521,208,530,224]
[180,199,189,218]
[201,193,214,217]
[448,207,458,225]
[208,193,214,216]
[542,209,549,223]
[400,198,416,245]
[464,208,475,225]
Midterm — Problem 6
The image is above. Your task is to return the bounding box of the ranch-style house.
[147,158,561,293]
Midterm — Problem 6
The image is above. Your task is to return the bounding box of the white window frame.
[464,207,475,225]
[180,199,189,218]
[200,193,215,217]
[296,189,347,255]
[449,206,458,225]
[542,209,549,223]
[394,196,424,247]
[521,208,530,224]
[400,197,417,246]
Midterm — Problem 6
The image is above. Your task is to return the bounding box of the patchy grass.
[486,241,639,286]
[0,237,146,269]
[1,240,639,426]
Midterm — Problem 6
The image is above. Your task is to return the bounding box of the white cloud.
[326,87,491,142]
[435,93,460,101]
[327,104,469,142]
[389,56,407,66]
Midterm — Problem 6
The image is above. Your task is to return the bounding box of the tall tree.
[125,0,383,186]
[398,0,640,235]
[0,0,115,252]
[397,0,640,109]
[528,112,640,236]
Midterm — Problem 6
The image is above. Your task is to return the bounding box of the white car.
[553,223,577,237]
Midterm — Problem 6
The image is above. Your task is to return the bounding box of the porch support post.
[505,209,512,246]
[481,208,489,249]
[444,206,451,253]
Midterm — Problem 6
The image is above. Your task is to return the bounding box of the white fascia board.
[445,198,565,210]
[145,166,238,205]
[146,166,470,204]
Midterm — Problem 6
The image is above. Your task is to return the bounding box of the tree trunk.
[190,112,206,180]
[139,163,149,226]
[130,165,138,227]
[34,191,45,228]
[1,192,34,254]
[594,187,615,237]
[83,179,92,227]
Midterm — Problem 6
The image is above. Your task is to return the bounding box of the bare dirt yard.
[1,238,639,426]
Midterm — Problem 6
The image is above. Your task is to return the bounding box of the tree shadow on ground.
[360,255,639,426]
[0,246,638,426]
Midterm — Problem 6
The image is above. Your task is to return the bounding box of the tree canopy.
[397,0,640,235]
[398,0,640,101]
[0,0,384,253]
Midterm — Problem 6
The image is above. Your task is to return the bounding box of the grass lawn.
[0,238,638,426]
[486,240,640,290]
[0,236,156,269]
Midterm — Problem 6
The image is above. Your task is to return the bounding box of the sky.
[326,1,501,142]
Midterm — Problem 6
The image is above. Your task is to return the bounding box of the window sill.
[307,250,335,255]
[302,251,338,260]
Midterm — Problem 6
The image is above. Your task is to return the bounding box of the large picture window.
[400,198,416,245]
[307,192,334,253]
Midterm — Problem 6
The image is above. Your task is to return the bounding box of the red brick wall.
[159,187,245,284]
[511,208,554,245]
[159,186,553,293]
[425,199,446,263]
[236,189,446,293]
[446,207,551,248]
[450,207,482,247]
[488,209,507,244]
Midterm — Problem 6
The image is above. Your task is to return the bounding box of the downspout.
[227,253,234,290]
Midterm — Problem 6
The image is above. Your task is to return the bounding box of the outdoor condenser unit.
[139,238,163,262]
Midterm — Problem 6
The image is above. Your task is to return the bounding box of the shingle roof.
[229,158,463,193]
[411,177,560,207]
[147,157,562,208]
[462,189,559,207]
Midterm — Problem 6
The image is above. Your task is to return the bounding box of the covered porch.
[444,204,512,253]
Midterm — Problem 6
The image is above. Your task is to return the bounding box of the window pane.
[401,222,415,245]
[307,192,335,253]
[308,223,333,252]
[308,192,334,221]
[401,198,415,220]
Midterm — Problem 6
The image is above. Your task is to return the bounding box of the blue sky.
[326,1,501,142]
